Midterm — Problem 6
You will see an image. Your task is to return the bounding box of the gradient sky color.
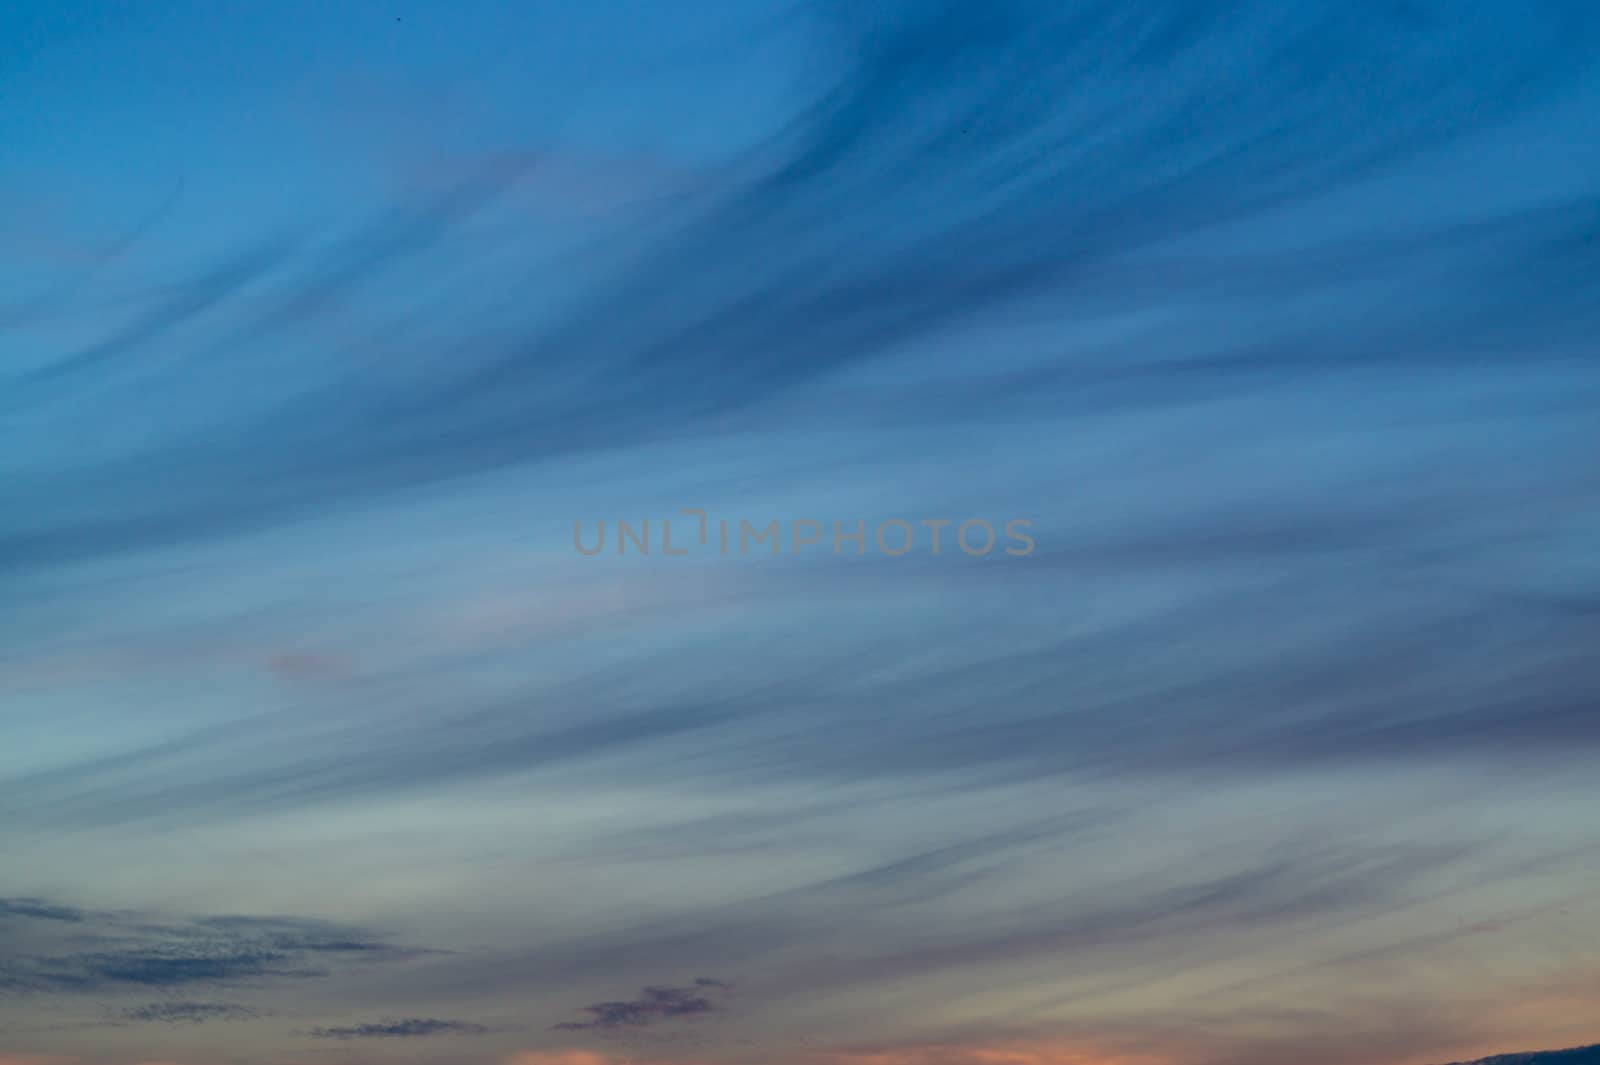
[3,3,1600,1065]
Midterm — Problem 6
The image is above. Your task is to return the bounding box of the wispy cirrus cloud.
[6,3,1600,1065]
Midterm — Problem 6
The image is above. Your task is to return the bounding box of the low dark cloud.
[0,897,86,923]
[1442,1048,1600,1065]
[116,1001,260,1024]
[306,1017,490,1039]
[10,947,315,992]
[0,899,422,995]
[552,980,731,1032]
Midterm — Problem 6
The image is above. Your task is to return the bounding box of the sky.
[2,2,1600,1064]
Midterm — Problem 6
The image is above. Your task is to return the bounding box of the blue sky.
[3,3,1600,1065]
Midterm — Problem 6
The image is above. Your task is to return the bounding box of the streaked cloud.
[3,2,1599,1064]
